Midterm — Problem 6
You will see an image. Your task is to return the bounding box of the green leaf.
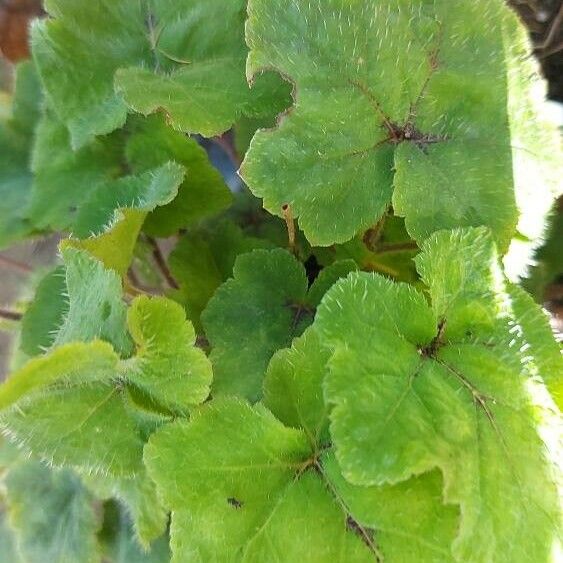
[33,0,288,148]
[0,341,119,410]
[263,327,331,446]
[323,455,459,562]
[127,115,232,237]
[83,470,168,548]
[30,111,124,232]
[54,248,133,356]
[2,383,145,477]
[316,227,561,562]
[506,283,563,410]
[5,460,101,563]
[502,11,563,279]
[241,0,517,249]
[64,161,185,275]
[20,266,68,357]
[168,220,271,331]
[124,296,212,413]
[99,502,170,563]
[1,286,211,477]
[0,61,42,248]
[202,249,310,401]
[145,399,376,562]
[203,249,358,401]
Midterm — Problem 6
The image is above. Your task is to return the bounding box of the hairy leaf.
[317,227,561,562]
[0,286,212,476]
[54,248,132,355]
[124,296,212,412]
[203,249,354,401]
[241,0,517,249]
[63,161,185,275]
[507,283,563,410]
[145,399,376,562]
[33,0,289,147]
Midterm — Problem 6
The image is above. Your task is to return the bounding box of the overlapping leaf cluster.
[0,0,560,562]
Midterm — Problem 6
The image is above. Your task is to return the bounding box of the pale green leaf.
[124,296,212,412]
[0,341,118,410]
[5,460,101,563]
[145,399,376,562]
[502,11,563,279]
[507,283,563,410]
[1,384,145,477]
[263,327,331,446]
[63,161,184,275]
[54,248,132,355]
[317,227,561,562]
[241,0,517,249]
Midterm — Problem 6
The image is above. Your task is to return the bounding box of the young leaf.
[316,227,561,562]
[33,0,289,148]
[63,161,185,275]
[144,399,376,562]
[241,0,517,249]
[54,248,132,356]
[124,296,212,413]
[2,383,145,477]
[0,340,119,410]
[1,266,213,475]
[5,460,101,563]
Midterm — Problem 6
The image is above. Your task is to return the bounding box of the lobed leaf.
[145,399,375,562]
[33,0,290,148]
[202,249,355,401]
[241,0,518,249]
[316,227,561,562]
